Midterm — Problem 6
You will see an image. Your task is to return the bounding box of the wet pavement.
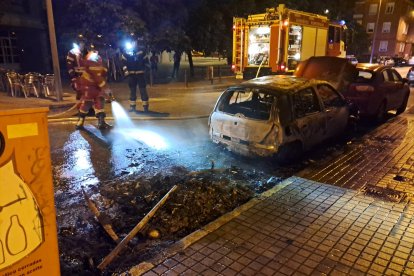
[139,177,414,275]
[136,113,414,276]
[298,115,414,198]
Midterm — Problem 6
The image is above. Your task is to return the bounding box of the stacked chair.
[3,70,55,98]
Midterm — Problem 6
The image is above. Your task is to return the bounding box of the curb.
[123,177,295,276]
[48,114,210,123]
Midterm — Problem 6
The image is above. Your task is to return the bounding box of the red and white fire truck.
[232,4,346,79]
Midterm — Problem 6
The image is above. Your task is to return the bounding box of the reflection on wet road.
[49,118,214,191]
[57,131,99,189]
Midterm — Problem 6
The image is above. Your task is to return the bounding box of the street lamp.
[370,0,382,63]
[45,0,63,101]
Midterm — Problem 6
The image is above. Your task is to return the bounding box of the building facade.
[0,0,51,73]
[354,0,414,60]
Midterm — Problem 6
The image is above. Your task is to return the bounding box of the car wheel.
[375,101,387,123]
[276,141,303,165]
[396,93,409,115]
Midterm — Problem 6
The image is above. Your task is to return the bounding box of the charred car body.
[209,75,356,159]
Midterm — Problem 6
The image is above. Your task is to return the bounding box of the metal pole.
[149,69,153,87]
[218,66,221,83]
[370,0,382,63]
[46,0,63,101]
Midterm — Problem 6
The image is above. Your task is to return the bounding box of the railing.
[1,69,55,98]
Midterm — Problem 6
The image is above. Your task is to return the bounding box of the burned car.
[209,75,356,160]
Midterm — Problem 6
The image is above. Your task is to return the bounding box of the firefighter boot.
[143,104,149,113]
[128,105,136,112]
[97,113,112,130]
[75,113,86,130]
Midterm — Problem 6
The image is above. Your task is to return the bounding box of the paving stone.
[171,263,188,274]
[145,122,414,275]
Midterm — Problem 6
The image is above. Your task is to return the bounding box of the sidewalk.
[128,116,414,275]
[134,175,414,275]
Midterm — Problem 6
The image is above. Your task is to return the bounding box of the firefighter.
[66,39,87,100]
[121,42,150,113]
[76,50,112,130]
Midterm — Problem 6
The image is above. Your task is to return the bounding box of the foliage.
[54,0,366,61]
[346,21,371,57]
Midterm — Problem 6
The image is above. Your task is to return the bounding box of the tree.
[54,0,365,78]
[346,22,371,58]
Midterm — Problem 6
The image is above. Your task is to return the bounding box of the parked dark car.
[209,75,357,160]
[392,57,408,67]
[346,64,410,121]
[295,57,410,122]
[406,66,414,86]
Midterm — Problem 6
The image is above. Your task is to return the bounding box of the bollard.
[149,70,153,87]
[209,66,214,85]
[218,66,222,83]
[184,69,188,88]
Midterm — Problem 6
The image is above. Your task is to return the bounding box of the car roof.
[356,63,392,72]
[293,56,358,92]
[237,75,328,94]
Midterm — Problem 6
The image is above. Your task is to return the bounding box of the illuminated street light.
[370,0,382,63]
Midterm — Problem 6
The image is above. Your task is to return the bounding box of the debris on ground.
[58,165,279,275]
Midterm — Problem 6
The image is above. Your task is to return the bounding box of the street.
[3,0,414,275]
[49,81,414,274]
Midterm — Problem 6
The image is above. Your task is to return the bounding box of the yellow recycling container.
[0,108,60,276]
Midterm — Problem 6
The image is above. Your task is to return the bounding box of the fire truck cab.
[232,4,346,79]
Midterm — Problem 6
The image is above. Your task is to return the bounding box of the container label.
[7,124,38,139]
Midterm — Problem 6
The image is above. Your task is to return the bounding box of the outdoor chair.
[23,73,41,97]
[42,74,55,96]
[0,68,8,92]
[6,72,26,97]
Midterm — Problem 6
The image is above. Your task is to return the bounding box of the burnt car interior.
[218,88,275,120]
[292,88,320,118]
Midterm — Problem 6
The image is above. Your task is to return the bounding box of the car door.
[388,69,407,108]
[316,84,350,138]
[291,87,326,149]
[378,69,395,110]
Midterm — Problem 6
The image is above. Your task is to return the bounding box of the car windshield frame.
[217,86,279,121]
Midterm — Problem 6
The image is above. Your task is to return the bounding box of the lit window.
[369,4,378,15]
[353,14,363,19]
[402,21,409,34]
[385,2,395,14]
[382,22,391,33]
[367,22,375,33]
[379,41,388,52]
[399,43,405,53]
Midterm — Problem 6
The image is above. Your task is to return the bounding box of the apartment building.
[353,0,414,60]
[0,0,51,73]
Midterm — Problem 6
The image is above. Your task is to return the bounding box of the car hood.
[294,56,358,94]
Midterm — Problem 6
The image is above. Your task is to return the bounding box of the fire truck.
[232,4,346,79]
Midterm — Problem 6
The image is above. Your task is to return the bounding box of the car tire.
[375,101,387,123]
[276,141,303,165]
[396,93,409,115]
